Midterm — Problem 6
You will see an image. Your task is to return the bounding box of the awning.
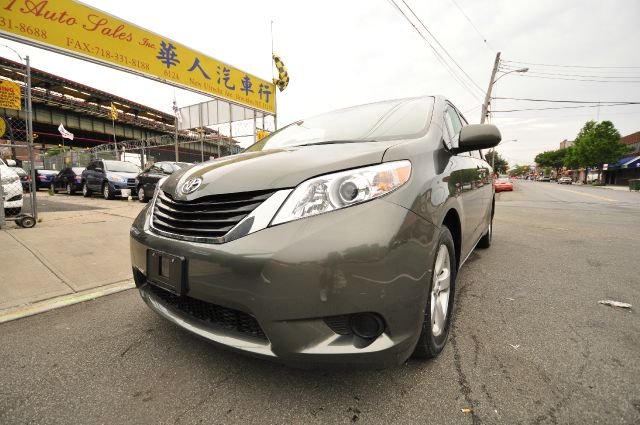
[621,156,640,169]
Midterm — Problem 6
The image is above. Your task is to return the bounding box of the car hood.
[162,141,398,199]
[107,171,139,179]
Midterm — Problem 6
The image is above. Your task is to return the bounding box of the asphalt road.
[1,182,639,424]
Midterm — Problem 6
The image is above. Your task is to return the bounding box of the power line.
[498,67,640,80]
[512,74,640,84]
[493,97,640,104]
[501,60,640,69]
[386,0,483,101]
[491,103,640,112]
[448,0,494,52]
[400,0,485,95]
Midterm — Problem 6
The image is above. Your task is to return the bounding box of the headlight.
[1,175,19,185]
[271,160,411,225]
[108,174,126,182]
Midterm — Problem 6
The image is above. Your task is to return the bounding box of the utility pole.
[480,51,501,124]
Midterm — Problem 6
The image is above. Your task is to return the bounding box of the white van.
[0,158,23,217]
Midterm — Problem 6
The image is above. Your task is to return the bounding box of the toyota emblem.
[181,177,203,194]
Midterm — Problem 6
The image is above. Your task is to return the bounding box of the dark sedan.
[52,167,86,195]
[35,169,58,189]
[130,96,502,368]
[135,161,192,202]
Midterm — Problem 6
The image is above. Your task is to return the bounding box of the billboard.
[0,0,276,113]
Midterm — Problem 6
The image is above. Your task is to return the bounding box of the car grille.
[148,284,267,341]
[127,178,136,189]
[152,189,276,241]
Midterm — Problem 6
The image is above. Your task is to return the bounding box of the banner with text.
[0,0,275,113]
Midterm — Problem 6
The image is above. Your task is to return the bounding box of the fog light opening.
[349,313,385,339]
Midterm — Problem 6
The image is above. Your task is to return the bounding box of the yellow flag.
[272,54,289,92]
[110,102,118,120]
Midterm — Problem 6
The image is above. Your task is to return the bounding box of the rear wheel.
[477,218,492,249]
[413,226,457,359]
[66,183,75,195]
[82,183,91,197]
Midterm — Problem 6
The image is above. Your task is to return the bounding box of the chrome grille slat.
[151,189,276,242]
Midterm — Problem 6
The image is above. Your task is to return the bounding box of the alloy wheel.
[103,185,109,199]
[138,187,145,202]
[430,244,451,337]
[67,183,72,195]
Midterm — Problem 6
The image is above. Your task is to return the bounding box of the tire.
[413,226,457,359]
[137,186,148,203]
[477,216,493,249]
[18,215,36,228]
[103,182,114,200]
[66,183,75,195]
[82,183,92,197]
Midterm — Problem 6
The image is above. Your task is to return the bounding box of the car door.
[444,104,485,255]
[93,160,106,190]
[84,162,95,188]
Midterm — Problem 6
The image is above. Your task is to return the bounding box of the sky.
[1,0,639,165]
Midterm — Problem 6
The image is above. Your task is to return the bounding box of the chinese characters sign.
[0,79,21,110]
[0,0,275,113]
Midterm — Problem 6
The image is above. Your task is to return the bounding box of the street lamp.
[480,53,529,123]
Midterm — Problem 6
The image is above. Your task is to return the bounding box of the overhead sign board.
[0,79,21,110]
[0,0,275,113]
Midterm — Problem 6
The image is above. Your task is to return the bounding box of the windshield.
[246,97,434,152]
[104,161,140,173]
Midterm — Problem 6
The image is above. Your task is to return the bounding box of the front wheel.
[137,186,148,203]
[413,226,457,360]
[103,183,114,200]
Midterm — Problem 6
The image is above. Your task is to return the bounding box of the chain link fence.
[1,115,37,228]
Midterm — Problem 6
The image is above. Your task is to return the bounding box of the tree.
[485,150,508,174]
[535,149,568,176]
[571,120,629,182]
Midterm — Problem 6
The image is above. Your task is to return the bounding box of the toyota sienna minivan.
[130,95,501,367]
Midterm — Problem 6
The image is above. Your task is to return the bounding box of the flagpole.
[111,116,117,160]
[271,20,278,130]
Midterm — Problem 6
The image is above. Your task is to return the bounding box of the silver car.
[130,96,501,367]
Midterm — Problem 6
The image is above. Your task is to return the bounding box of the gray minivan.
[130,95,500,367]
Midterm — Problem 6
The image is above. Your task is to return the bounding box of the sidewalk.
[0,193,145,321]
[574,183,631,192]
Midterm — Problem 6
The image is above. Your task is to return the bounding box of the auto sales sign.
[0,0,276,113]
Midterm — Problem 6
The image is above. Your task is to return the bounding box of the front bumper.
[108,181,135,197]
[130,198,439,367]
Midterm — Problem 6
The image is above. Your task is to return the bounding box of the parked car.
[12,167,31,192]
[494,177,513,192]
[0,162,23,217]
[557,176,572,185]
[52,167,86,195]
[35,169,58,189]
[81,160,141,199]
[538,176,551,182]
[135,161,192,202]
[130,95,501,367]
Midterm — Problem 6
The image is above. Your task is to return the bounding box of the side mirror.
[454,124,502,153]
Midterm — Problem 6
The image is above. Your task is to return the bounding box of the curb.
[0,280,136,324]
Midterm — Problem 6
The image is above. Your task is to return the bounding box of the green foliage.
[535,149,568,171]
[509,165,529,176]
[570,120,629,168]
[485,150,508,173]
